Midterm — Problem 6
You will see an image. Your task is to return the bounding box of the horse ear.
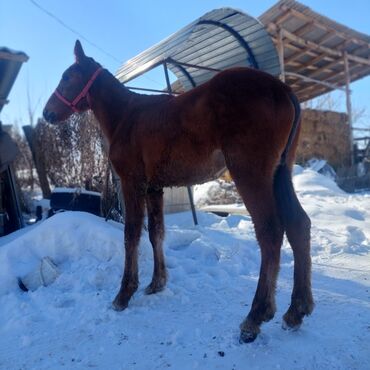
[74,40,86,63]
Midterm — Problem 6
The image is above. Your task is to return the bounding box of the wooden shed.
[0,47,28,235]
[259,0,370,164]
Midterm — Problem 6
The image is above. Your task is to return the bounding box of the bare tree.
[8,124,35,190]
[33,112,113,213]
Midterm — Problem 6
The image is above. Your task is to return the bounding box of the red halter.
[53,67,103,113]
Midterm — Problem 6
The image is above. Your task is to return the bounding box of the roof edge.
[0,47,29,63]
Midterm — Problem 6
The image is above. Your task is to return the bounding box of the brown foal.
[43,41,314,343]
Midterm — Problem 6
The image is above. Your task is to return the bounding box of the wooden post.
[277,28,285,82]
[343,52,354,165]
[23,125,51,199]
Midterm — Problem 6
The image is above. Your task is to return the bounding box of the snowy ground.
[0,167,369,370]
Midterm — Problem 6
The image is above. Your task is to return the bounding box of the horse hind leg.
[273,163,314,329]
[227,162,284,343]
[145,188,167,294]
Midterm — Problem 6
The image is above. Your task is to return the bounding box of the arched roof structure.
[116,8,280,92]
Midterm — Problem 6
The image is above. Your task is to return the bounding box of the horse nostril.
[43,109,56,123]
[49,112,56,122]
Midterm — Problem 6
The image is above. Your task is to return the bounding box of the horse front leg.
[112,184,145,311]
[145,188,167,295]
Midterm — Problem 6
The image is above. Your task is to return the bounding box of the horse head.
[43,40,103,124]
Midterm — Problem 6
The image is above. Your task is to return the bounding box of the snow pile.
[305,158,337,181]
[293,165,344,196]
[0,212,124,296]
[194,163,339,208]
[194,179,242,207]
[0,168,369,369]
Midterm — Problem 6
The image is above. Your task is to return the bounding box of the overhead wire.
[29,0,122,65]
[29,0,167,88]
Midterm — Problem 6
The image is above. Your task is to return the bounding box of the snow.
[1,167,370,369]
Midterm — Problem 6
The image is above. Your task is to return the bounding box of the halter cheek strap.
[53,67,103,113]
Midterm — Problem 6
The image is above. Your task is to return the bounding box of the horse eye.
[62,74,69,81]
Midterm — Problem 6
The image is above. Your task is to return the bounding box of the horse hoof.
[282,318,301,331]
[112,297,128,311]
[282,309,304,331]
[145,282,165,295]
[239,330,258,343]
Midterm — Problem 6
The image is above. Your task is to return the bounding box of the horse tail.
[273,91,302,228]
[279,91,301,167]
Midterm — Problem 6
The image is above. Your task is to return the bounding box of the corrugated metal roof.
[259,0,370,102]
[0,47,29,114]
[116,8,280,92]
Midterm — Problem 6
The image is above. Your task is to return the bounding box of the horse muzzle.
[43,108,57,124]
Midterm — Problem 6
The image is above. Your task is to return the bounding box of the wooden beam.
[277,28,285,82]
[334,38,353,51]
[303,52,336,65]
[333,38,370,56]
[343,52,354,165]
[285,31,338,64]
[285,48,335,66]
[280,5,370,49]
[271,35,319,58]
[306,59,344,79]
[294,66,356,96]
[295,58,339,75]
[295,21,315,37]
[275,9,293,26]
[344,65,370,82]
[278,27,370,66]
[296,83,336,101]
[284,49,307,64]
[324,63,363,84]
[285,52,338,75]
[296,65,370,99]
[349,44,370,55]
[315,31,337,46]
[343,55,353,120]
[285,72,346,91]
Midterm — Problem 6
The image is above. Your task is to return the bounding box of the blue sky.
[1,0,370,128]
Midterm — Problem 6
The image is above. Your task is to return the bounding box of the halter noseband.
[53,67,103,113]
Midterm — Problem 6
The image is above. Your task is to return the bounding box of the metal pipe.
[126,86,180,95]
[167,58,221,73]
[197,20,259,69]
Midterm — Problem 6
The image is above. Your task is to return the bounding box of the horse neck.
[88,69,134,141]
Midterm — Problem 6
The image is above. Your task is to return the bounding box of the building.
[0,47,28,236]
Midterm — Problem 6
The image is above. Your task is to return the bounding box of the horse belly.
[150,149,226,188]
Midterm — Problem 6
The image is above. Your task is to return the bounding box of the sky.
[1,0,370,129]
